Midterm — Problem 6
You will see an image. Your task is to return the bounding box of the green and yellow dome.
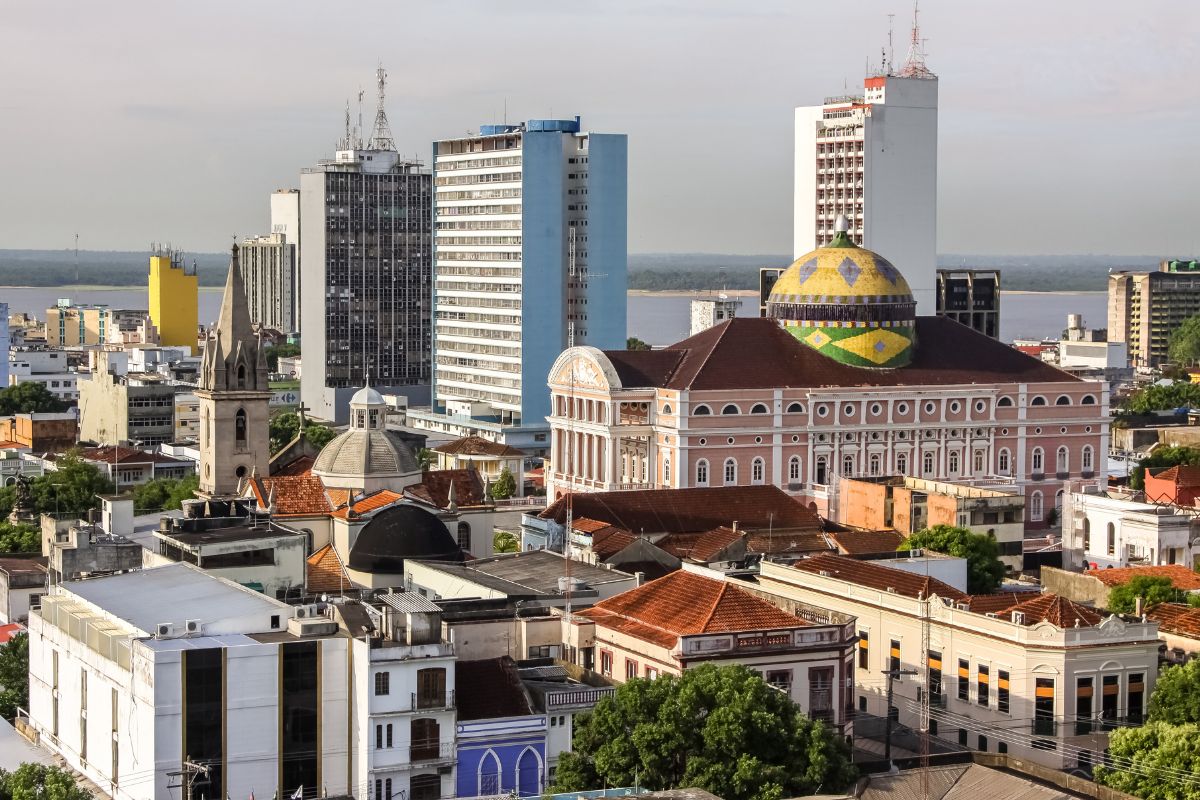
[767,216,916,368]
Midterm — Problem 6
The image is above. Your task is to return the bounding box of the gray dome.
[351,385,385,406]
[312,429,420,479]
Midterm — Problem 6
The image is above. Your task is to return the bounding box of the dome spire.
[829,214,854,248]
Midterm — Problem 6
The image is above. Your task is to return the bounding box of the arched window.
[1082,518,1091,552]
[751,457,765,485]
[1056,446,1069,474]
[237,363,246,389]
[1082,445,1094,472]
[1107,522,1116,555]
[663,456,671,484]
[998,448,1011,475]
[788,455,802,483]
[457,521,471,552]
[723,458,737,485]
[479,750,501,796]
[815,456,828,485]
[922,451,935,476]
[1030,396,1047,406]
[696,459,709,486]
[1081,395,1096,405]
[896,452,908,475]
[750,403,769,414]
[1030,491,1044,521]
[869,453,882,476]
[1055,489,1064,513]
[516,747,543,798]
[693,404,712,415]
[973,450,985,474]
[948,451,960,474]
[235,408,247,445]
[1031,447,1044,473]
[786,402,805,413]
[842,454,854,476]
[661,404,673,415]
[204,408,211,448]
[997,396,1014,407]
[721,404,740,415]
[1055,395,1072,406]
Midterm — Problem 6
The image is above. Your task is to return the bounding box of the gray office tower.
[300,73,433,423]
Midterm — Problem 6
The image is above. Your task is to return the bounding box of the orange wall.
[841,480,890,529]
[927,494,960,528]
[893,488,914,534]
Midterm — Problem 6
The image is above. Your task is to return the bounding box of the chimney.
[635,571,646,587]
[1135,596,1144,617]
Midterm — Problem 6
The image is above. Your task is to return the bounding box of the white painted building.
[689,296,741,336]
[239,232,298,333]
[793,24,937,312]
[270,189,302,332]
[1064,484,1200,571]
[27,563,351,800]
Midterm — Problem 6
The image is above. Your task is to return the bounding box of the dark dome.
[348,504,463,573]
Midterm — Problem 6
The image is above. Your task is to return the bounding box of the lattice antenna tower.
[369,64,397,151]
[896,1,934,78]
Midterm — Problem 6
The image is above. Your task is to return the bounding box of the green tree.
[1095,721,1200,800]
[16,453,115,519]
[0,382,68,415]
[626,337,652,351]
[899,524,1005,594]
[0,522,39,553]
[489,467,516,500]
[130,474,200,514]
[1147,659,1200,725]
[0,762,93,800]
[265,342,301,372]
[1123,381,1200,415]
[493,530,519,554]
[1170,316,1200,367]
[1130,445,1200,490]
[1106,575,1189,614]
[552,665,856,800]
[417,448,435,471]
[268,412,336,454]
[0,632,28,722]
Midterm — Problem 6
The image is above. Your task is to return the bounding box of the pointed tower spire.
[216,243,255,348]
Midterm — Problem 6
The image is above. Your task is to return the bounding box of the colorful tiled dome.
[767,216,916,367]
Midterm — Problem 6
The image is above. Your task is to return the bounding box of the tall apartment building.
[0,301,8,389]
[147,247,198,350]
[238,232,297,333]
[427,117,627,451]
[270,189,302,330]
[794,19,938,311]
[78,357,177,447]
[1108,259,1200,368]
[936,269,1000,339]
[300,73,433,424]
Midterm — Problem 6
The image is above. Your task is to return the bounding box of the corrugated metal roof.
[379,592,442,613]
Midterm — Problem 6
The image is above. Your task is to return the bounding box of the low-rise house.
[1143,603,1200,664]
[519,664,615,785]
[1063,484,1200,570]
[746,553,1161,770]
[431,436,527,496]
[67,445,195,489]
[1143,464,1200,506]
[0,554,47,623]
[455,657,547,799]
[568,568,858,735]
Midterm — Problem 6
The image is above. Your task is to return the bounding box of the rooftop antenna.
[888,13,896,73]
[357,88,365,149]
[74,233,79,284]
[897,1,934,78]
[370,63,397,151]
[343,99,352,150]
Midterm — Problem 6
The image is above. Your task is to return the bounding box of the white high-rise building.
[0,301,9,389]
[270,189,301,330]
[793,17,937,311]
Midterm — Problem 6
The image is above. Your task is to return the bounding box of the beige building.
[740,554,1160,770]
[78,359,177,447]
[45,303,146,347]
[1108,261,1200,368]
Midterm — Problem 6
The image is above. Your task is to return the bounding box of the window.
[889,640,901,674]
[235,408,247,444]
[973,450,985,474]
[842,454,854,476]
[766,669,793,693]
[1056,395,1072,406]
[750,403,769,414]
[979,734,988,752]
[386,724,394,748]
[1128,673,1145,724]
[646,667,659,680]
[457,521,472,551]
[1031,447,1044,473]
[410,718,440,762]
[696,459,709,486]
[869,453,881,476]
[693,404,711,415]
[625,659,638,680]
[374,671,390,696]
[1055,489,1064,513]
[977,665,990,706]
[1034,678,1056,736]
[815,456,828,485]
[376,724,383,749]
[928,651,942,699]
[270,614,280,629]
[1081,394,1096,405]
[663,456,671,484]
[661,404,672,415]
[1082,445,1094,471]
[896,452,908,474]
[1107,522,1116,555]
[958,728,968,746]
[948,451,960,474]
[1030,491,1043,521]
[997,448,1010,474]
[237,363,246,389]
[958,659,970,701]
[600,650,613,676]
[721,404,740,415]
[788,456,801,483]
[922,451,935,477]
[999,741,1008,754]
[751,457,765,485]
[1031,395,1047,406]
[417,668,447,708]
[787,402,804,413]
[1082,518,1091,552]
[809,667,834,722]
[998,670,1010,713]
[1056,446,1069,474]
[723,458,737,485]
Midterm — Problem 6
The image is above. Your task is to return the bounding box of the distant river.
[1,286,1105,346]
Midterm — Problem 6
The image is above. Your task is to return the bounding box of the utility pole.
[168,758,209,800]
[882,667,917,767]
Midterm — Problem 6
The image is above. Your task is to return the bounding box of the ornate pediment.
[553,355,607,390]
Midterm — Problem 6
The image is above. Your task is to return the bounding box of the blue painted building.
[455,657,548,798]
[428,118,628,455]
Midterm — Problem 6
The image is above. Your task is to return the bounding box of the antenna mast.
[887,13,896,74]
[896,1,934,78]
[369,64,397,151]
[74,233,79,283]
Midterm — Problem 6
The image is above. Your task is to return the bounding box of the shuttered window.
[998,670,1010,713]
[957,659,969,701]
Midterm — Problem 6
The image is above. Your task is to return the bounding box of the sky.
[1,1,1198,257]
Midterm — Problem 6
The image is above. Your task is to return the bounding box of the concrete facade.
[238,232,297,333]
[1063,485,1200,571]
[78,360,177,447]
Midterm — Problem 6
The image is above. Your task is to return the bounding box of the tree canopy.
[1106,575,1189,614]
[1123,381,1200,416]
[551,664,856,800]
[489,467,516,500]
[899,524,1005,594]
[0,632,28,722]
[1169,316,1200,367]
[493,530,519,554]
[1130,445,1200,490]
[0,382,68,415]
[1095,721,1200,800]
[268,412,336,455]
[0,762,92,800]
[0,452,114,520]
[626,337,652,351]
[0,522,39,554]
[1146,659,1200,726]
[131,474,199,514]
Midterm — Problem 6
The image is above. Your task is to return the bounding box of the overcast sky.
[2,1,1198,256]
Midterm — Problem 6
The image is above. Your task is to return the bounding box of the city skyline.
[3,1,1199,256]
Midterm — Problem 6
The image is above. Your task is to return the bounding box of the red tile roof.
[0,622,24,644]
[591,527,638,560]
[330,490,405,519]
[1091,565,1200,590]
[306,544,353,594]
[601,316,1079,391]
[432,435,525,458]
[962,593,1029,614]
[578,570,807,649]
[1146,603,1200,638]
[250,475,334,517]
[690,526,746,562]
[1148,465,1200,488]
[994,593,1103,628]
[745,529,832,556]
[77,445,187,465]
[272,455,315,477]
[541,485,821,535]
[405,469,487,509]
[827,529,906,555]
[572,518,615,534]
[791,553,969,602]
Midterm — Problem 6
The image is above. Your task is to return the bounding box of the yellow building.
[45,302,110,346]
[148,251,198,350]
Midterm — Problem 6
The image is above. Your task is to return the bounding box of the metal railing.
[411,691,455,711]
[409,741,454,763]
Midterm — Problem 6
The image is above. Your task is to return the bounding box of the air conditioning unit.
[155,623,175,638]
[185,620,202,634]
[295,607,308,619]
